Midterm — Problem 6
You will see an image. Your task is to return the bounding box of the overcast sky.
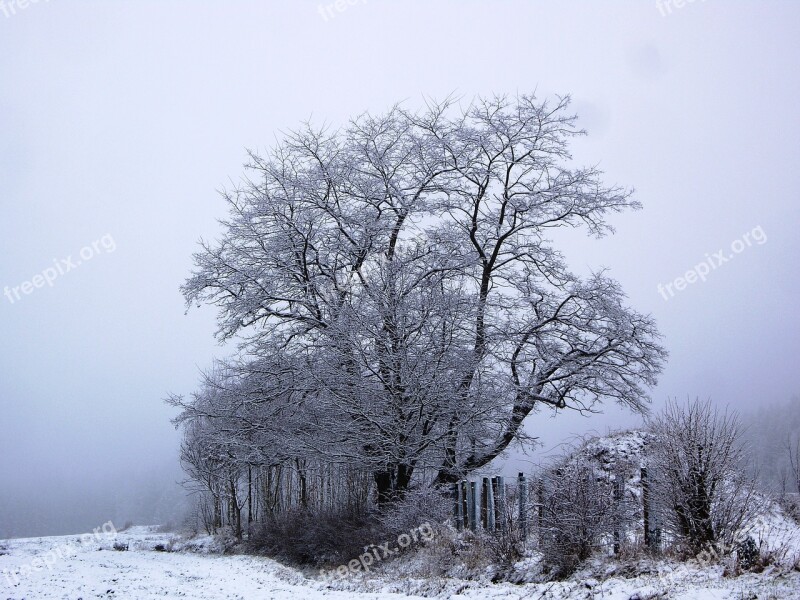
[1,0,798,538]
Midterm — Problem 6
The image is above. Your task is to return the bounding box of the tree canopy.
[175,93,666,503]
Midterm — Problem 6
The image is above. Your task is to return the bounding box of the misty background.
[1,0,798,539]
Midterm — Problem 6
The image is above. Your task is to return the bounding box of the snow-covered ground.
[2,526,800,599]
[0,526,424,600]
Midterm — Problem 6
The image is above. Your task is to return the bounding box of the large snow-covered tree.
[180,93,666,503]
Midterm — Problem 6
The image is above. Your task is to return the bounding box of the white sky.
[1,0,798,537]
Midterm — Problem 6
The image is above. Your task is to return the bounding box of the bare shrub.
[648,399,760,555]
[538,457,622,579]
[246,507,382,567]
[404,484,527,580]
[483,526,526,574]
[723,534,797,577]
[393,526,490,579]
[378,486,450,538]
[473,483,528,571]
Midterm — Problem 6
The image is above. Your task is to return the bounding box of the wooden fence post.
[641,467,651,549]
[464,480,471,531]
[468,480,478,531]
[451,483,463,531]
[485,477,496,531]
[493,476,505,531]
[480,478,488,529]
[461,480,468,530]
[537,477,545,530]
[518,473,528,540]
[497,476,508,531]
[613,473,624,555]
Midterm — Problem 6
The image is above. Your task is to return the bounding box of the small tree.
[648,399,759,554]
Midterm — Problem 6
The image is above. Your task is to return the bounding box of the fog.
[1,0,798,538]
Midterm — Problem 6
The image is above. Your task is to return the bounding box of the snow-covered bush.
[538,457,622,579]
[246,507,382,567]
[648,399,761,556]
[378,486,451,538]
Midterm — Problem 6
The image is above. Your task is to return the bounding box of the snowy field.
[2,527,800,599]
[0,527,416,600]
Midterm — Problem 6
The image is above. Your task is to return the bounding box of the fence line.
[451,470,661,554]
[451,473,529,536]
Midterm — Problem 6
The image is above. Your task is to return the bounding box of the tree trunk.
[374,463,414,506]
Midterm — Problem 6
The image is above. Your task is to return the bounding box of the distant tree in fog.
[742,395,800,494]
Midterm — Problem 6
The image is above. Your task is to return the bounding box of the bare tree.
[740,396,800,495]
[647,399,760,554]
[179,93,666,503]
